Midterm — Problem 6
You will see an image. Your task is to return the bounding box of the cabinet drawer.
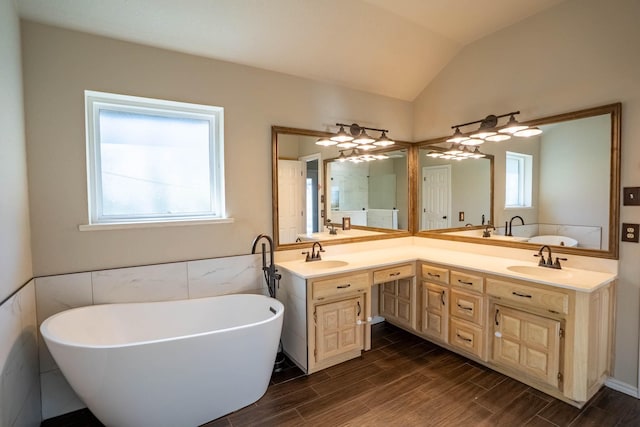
[486,279,569,314]
[450,289,484,326]
[421,264,449,284]
[449,318,484,359]
[373,263,415,284]
[312,273,369,300]
[451,270,484,293]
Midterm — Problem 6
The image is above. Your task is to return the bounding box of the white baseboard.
[605,377,639,398]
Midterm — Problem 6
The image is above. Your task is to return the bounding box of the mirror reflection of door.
[422,165,451,229]
[278,159,305,243]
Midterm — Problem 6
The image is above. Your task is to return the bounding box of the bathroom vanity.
[276,243,615,408]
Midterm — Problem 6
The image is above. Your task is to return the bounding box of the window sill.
[78,217,235,231]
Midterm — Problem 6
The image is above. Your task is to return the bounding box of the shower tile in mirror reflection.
[92,263,188,304]
[187,254,266,299]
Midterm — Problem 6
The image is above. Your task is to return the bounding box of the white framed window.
[84,91,226,227]
[505,151,533,208]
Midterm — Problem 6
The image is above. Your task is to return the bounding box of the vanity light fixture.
[513,126,543,137]
[330,123,395,147]
[337,147,392,163]
[373,131,395,147]
[426,145,486,161]
[330,125,354,143]
[315,136,337,146]
[336,140,358,149]
[446,127,469,144]
[448,111,542,145]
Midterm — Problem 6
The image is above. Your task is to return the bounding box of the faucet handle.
[554,257,568,269]
[533,253,546,266]
[301,251,311,262]
[312,248,325,260]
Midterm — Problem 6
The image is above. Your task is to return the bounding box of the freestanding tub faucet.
[507,215,525,236]
[251,234,281,298]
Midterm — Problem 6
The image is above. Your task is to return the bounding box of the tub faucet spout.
[507,215,525,236]
[251,234,281,297]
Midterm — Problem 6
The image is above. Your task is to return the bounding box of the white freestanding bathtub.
[40,294,284,427]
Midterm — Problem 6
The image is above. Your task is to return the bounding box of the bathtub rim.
[40,293,284,350]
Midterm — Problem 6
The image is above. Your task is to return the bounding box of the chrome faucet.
[482,224,496,238]
[534,245,567,269]
[302,241,325,262]
[506,215,525,236]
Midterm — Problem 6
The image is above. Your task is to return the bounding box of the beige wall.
[0,1,39,425]
[21,21,412,276]
[414,0,640,388]
[1,0,33,302]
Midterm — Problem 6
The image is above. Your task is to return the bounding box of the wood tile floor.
[42,322,640,427]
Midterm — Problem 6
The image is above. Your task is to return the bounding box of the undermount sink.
[507,265,573,279]
[306,260,349,269]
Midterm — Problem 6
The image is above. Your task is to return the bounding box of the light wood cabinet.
[491,304,562,388]
[447,268,486,360]
[377,263,416,329]
[421,282,448,341]
[486,277,615,405]
[450,288,483,326]
[314,295,364,363]
[307,271,371,373]
[277,258,614,408]
[277,268,372,374]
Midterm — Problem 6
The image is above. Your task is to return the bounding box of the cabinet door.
[315,296,364,363]
[422,282,448,341]
[492,305,561,388]
[380,290,397,318]
[396,278,413,324]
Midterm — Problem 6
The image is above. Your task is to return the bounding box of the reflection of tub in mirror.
[528,235,578,247]
[446,228,529,242]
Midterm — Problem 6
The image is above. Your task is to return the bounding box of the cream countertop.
[276,244,616,292]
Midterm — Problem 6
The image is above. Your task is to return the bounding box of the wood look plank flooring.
[42,322,640,427]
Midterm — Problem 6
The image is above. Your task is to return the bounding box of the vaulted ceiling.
[17,0,565,101]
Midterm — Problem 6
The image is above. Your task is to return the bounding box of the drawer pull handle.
[428,272,441,278]
[457,304,473,311]
[356,301,361,316]
[458,280,473,286]
[512,291,532,299]
[441,290,446,306]
[495,308,500,326]
[390,272,401,277]
[456,334,472,343]
[337,284,351,289]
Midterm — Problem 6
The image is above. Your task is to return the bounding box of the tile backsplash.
[0,281,41,427]
[35,253,267,420]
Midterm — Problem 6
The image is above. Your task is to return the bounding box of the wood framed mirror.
[415,103,621,259]
[272,126,414,250]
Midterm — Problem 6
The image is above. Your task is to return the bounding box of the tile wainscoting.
[35,253,268,420]
[0,280,41,427]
